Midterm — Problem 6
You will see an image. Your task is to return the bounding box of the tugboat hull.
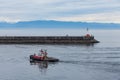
[30,55,59,62]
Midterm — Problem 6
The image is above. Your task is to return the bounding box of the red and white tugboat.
[30,49,59,62]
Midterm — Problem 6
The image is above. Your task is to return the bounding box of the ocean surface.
[0,29,120,80]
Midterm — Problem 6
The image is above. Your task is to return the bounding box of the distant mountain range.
[0,20,120,29]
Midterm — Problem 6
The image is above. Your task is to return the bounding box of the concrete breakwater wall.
[0,36,99,44]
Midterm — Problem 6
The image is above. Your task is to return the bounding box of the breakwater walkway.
[0,36,99,44]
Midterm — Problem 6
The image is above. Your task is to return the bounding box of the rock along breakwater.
[0,36,99,44]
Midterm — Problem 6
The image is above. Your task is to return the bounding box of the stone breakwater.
[0,36,99,44]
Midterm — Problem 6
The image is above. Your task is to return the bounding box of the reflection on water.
[30,61,58,74]
[30,61,48,74]
[30,61,48,68]
[68,43,96,47]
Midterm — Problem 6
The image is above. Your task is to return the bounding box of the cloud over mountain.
[0,0,120,23]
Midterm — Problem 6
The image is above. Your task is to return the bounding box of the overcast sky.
[0,0,120,23]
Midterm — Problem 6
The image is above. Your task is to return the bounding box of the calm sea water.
[0,29,120,80]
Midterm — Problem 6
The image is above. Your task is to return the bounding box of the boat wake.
[59,60,120,66]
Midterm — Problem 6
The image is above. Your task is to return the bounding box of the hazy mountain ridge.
[0,20,120,29]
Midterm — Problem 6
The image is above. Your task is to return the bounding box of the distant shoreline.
[0,20,120,29]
